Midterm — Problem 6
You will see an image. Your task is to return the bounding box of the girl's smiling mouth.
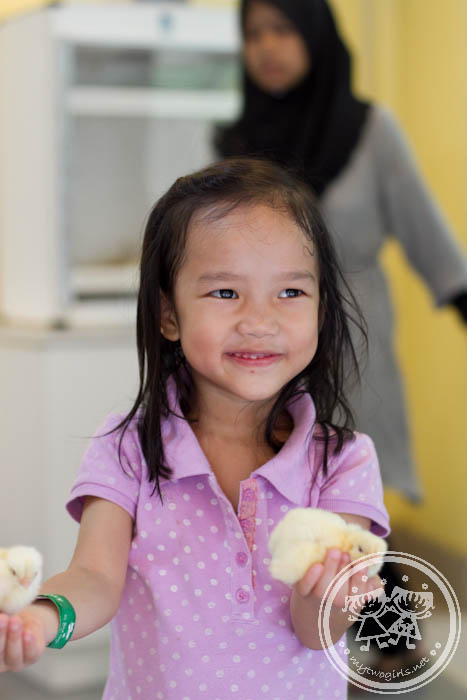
[226,351,283,366]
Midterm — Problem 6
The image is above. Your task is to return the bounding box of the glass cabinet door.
[62,7,240,300]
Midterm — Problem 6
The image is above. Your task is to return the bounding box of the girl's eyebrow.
[197,271,316,283]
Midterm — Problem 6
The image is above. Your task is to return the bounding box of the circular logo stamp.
[318,551,461,694]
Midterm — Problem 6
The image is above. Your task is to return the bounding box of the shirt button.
[235,588,250,604]
[243,488,255,501]
[235,551,248,567]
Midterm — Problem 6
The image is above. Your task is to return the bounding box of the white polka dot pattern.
[66,378,389,699]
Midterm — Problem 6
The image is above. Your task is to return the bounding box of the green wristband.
[36,594,76,649]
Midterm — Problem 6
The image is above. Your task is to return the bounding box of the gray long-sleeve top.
[321,104,467,503]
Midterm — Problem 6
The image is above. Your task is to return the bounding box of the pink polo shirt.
[67,377,390,700]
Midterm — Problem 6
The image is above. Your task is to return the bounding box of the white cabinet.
[0,325,138,692]
[0,2,240,326]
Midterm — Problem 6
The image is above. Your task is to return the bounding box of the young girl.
[0,158,389,698]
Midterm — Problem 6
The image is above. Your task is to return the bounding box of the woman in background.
[215,0,467,674]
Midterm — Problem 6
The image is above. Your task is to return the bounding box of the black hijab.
[215,0,371,196]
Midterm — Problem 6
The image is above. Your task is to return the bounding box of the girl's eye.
[211,289,238,299]
[210,289,304,299]
[279,288,303,298]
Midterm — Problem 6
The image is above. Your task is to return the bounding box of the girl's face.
[160,202,320,413]
[243,1,310,94]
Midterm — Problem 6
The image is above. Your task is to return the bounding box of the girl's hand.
[0,608,47,673]
[294,548,384,613]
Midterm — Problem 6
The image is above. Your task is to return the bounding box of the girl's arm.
[0,496,133,672]
[290,513,384,650]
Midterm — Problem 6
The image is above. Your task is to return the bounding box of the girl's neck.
[187,395,294,449]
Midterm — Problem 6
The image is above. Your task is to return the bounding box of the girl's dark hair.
[114,157,367,501]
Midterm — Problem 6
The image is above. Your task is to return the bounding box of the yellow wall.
[0,0,53,22]
[330,0,467,556]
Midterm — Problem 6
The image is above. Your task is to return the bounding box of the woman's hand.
[0,607,47,672]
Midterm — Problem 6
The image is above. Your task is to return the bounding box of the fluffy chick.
[268,508,387,585]
[0,546,43,614]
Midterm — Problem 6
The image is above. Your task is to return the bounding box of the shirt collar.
[161,375,316,506]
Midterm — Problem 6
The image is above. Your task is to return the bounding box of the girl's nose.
[236,307,279,337]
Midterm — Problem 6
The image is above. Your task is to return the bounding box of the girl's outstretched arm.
[0,496,132,672]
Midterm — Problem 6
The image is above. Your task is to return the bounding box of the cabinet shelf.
[68,86,241,120]
[52,3,239,52]
[71,262,139,297]
[65,298,137,328]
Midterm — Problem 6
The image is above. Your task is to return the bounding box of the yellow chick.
[0,546,43,614]
[268,508,387,585]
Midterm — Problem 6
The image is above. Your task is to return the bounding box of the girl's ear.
[160,292,180,342]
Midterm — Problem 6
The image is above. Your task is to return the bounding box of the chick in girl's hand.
[0,546,43,614]
[268,508,387,585]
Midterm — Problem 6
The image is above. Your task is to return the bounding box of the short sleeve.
[317,432,390,537]
[66,413,143,523]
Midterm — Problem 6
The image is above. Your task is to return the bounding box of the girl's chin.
[226,380,284,403]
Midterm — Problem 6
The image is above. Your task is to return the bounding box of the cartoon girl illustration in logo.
[385,586,434,649]
[343,588,391,651]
